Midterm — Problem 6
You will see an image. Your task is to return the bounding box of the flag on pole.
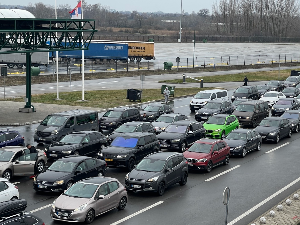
[69,1,82,19]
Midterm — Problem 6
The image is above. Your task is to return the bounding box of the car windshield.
[0,150,14,162]
[282,88,295,93]
[263,92,278,97]
[165,125,187,133]
[281,113,299,119]
[204,102,221,109]
[59,134,83,144]
[236,104,255,112]
[48,160,76,173]
[187,143,212,153]
[206,116,226,125]
[233,99,246,106]
[226,132,247,140]
[194,92,211,99]
[156,116,174,123]
[257,85,268,90]
[136,158,166,172]
[103,111,122,118]
[115,125,136,133]
[276,100,292,105]
[111,137,138,148]
[40,115,67,127]
[143,105,160,112]
[259,119,280,127]
[64,182,98,198]
[235,87,249,93]
[286,77,297,82]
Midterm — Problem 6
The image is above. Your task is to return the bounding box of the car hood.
[255,126,279,134]
[129,169,159,180]
[282,92,295,96]
[37,126,60,132]
[233,93,249,98]
[191,99,209,104]
[196,108,219,115]
[36,171,70,183]
[102,146,134,155]
[260,97,279,102]
[152,122,169,128]
[49,144,80,152]
[233,111,253,117]
[273,104,291,109]
[183,150,209,159]
[157,132,184,140]
[203,123,225,130]
[222,139,246,148]
[100,117,119,123]
[55,194,91,211]
[140,111,158,116]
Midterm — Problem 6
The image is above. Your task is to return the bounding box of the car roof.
[52,109,97,116]
[122,121,150,125]
[0,146,26,152]
[146,152,182,160]
[113,132,153,138]
[58,155,91,162]
[211,114,229,118]
[228,128,249,133]
[107,107,135,112]
[264,117,285,121]
[146,102,167,106]
[69,131,99,135]
[158,113,185,117]
[198,89,226,93]
[207,99,227,103]
[237,86,253,89]
[196,138,219,144]
[81,176,117,185]
[172,120,195,125]
[239,100,265,105]
[264,91,281,94]
[285,110,300,114]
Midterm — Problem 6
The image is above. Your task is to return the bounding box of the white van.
[189,89,228,112]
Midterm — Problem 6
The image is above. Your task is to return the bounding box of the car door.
[216,141,227,162]
[13,151,36,175]
[210,144,220,165]
[94,183,111,215]
[165,158,177,186]
[186,125,195,145]
[135,137,147,161]
[85,158,98,177]
[246,131,255,151]
[279,119,289,137]
[107,181,120,208]
[0,181,9,202]
[80,135,92,155]
[73,161,89,182]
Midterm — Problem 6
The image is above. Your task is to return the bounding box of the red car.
[183,139,230,173]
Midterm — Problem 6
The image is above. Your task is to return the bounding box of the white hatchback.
[260,91,286,107]
[0,178,19,202]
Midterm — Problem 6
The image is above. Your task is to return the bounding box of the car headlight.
[149,115,154,118]
[171,139,180,143]
[125,173,129,180]
[246,117,250,119]
[190,100,194,103]
[62,150,72,154]
[35,129,37,134]
[286,108,290,110]
[110,122,116,125]
[231,96,235,99]
[272,107,274,110]
[269,132,277,136]
[117,155,127,158]
[197,158,207,162]
[147,176,159,182]
[74,203,88,212]
[51,130,58,135]
[98,152,103,157]
[215,129,222,132]
[234,146,243,151]
[54,180,64,185]
[52,201,56,210]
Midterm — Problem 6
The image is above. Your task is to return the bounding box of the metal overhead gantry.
[0,18,97,112]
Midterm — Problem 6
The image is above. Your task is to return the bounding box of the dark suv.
[0,130,24,148]
[125,152,188,196]
[45,131,108,160]
[231,86,259,102]
[195,100,234,122]
[152,113,188,134]
[157,120,206,152]
[233,100,269,127]
[271,99,300,116]
[140,103,174,122]
[99,107,140,133]
[101,132,160,171]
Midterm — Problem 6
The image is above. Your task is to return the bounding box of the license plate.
[194,106,199,109]
[143,118,147,120]
[132,185,141,188]
[201,117,207,119]
[38,185,45,188]
[188,162,193,166]
[160,144,167,147]
[261,136,266,138]
[39,138,45,141]
[50,154,57,157]
[101,125,106,128]
[105,158,113,161]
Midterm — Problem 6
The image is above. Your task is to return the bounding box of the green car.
[203,114,239,139]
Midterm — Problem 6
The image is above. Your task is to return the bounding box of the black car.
[157,120,206,152]
[231,86,259,102]
[271,99,300,116]
[195,100,234,122]
[45,131,108,160]
[140,103,174,122]
[282,87,300,98]
[223,129,262,157]
[101,132,160,171]
[281,110,300,133]
[284,76,300,87]
[256,85,271,97]
[232,98,250,109]
[125,152,188,196]
[254,117,292,143]
[33,156,107,192]
[99,107,140,133]
[108,121,156,143]
[152,113,188,134]
[267,80,285,92]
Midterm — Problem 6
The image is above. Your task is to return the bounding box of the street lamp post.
[179,0,182,43]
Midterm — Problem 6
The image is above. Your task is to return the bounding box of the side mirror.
[82,141,88,145]
[14,160,19,164]
[97,195,104,200]
[65,124,71,128]
[165,168,171,173]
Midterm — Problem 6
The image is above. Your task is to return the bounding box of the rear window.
[217,91,227,98]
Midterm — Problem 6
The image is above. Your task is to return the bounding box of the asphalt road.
[8,95,300,225]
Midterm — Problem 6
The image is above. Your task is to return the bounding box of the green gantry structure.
[0,18,97,112]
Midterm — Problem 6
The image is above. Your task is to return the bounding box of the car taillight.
[43,152,47,156]
[42,223,45,225]
[14,186,18,189]
[22,137,24,139]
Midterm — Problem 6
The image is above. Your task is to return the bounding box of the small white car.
[0,178,19,202]
[260,91,286,107]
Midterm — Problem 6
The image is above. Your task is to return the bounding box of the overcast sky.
[7,0,218,14]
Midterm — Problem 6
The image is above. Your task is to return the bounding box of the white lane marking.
[228,176,300,225]
[110,201,164,225]
[29,203,52,213]
[102,87,106,89]
[113,81,118,82]
[265,142,289,154]
[205,165,240,182]
[49,87,54,89]
[10,91,15,93]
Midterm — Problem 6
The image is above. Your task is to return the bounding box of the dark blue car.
[0,130,24,148]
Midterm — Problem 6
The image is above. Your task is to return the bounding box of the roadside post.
[182,74,186,83]
[223,187,230,225]
[200,79,203,88]
[140,74,145,90]
[1,66,7,99]
[176,57,180,71]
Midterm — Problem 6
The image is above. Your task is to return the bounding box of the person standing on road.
[163,87,170,103]
[26,144,37,153]
[243,76,248,86]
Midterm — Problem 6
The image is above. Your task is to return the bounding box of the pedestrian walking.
[163,87,170,103]
[26,144,37,153]
[243,76,248,86]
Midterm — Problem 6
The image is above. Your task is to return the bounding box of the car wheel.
[127,158,135,171]
[288,129,292,138]
[275,134,280,143]
[221,131,226,139]
[179,172,188,186]
[36,161,45,173]
[157,182,165,196]
[74,151,80,156]
[85,209,95,224]
[206,162,213,173]
[223,155,230,165]
[66,181,73,190]
[2,170,12,180]
[117,196,127,210]
[257,142,262,151]
[181,142,186,152]
[241,147,247,158]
